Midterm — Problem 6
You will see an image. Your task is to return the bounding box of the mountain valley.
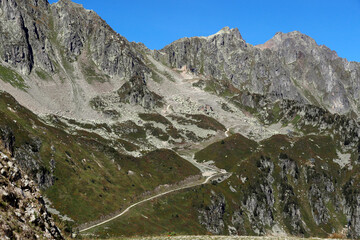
[0,0,360,239]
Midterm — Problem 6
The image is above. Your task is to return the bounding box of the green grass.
[0,92,200,232]
[85,187,209,238]
[144,123,170,141]
[78,126,356,239]
[170,114,226,132]
[270,102,282,122]
[151,70,163,83]
[160,71,175,82]
[291,114,301,125]
[190,132,350,238]
[186,114,226,132]
[195,133,258,171]
[0,65,27,90]
[35,69,52,81]
[112,121,147,143]
[138,113,172,126]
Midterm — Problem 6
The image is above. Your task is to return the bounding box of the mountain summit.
[0,0,359,118]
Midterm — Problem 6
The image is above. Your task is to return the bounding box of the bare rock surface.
[0,151,63,239]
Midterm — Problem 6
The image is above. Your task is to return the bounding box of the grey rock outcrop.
[243,156,275,234]
[343,179,360,238]
[278,154,304,235]
[51,0,149,78]
[0,126,15,155]
[0,0,56,74]
[0,124,54,189]
[117,76,163,109]
[198,193,226,234]
[0,0,149,80]
[0,0,34,74]
[156,27,360,115]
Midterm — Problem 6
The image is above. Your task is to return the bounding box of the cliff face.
[157,27,360,115]
[50,0,149,78]
[0,0,151,119]
[0,0,148,78]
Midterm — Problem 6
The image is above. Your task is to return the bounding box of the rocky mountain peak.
[258,30,339,59]
[257,31,317,50]
[206,26,243,40]
[52,0,93,14]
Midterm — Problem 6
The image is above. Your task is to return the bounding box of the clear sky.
[48,0,360,62]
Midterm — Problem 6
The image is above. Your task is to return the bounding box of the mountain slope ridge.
[0,0,359,122]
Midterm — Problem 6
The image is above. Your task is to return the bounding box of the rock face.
[0,0,34,75]
[0,151,63,239]
[50,0,149,78]
[0,1,358,118]
[0,125,54,189]
[0,0,151,119]
[343,179,360,238]
[0,0,148,78]
[0,0,54,74]
[117,76,163,109]
[157,27,360,115]
[198,193,226,234]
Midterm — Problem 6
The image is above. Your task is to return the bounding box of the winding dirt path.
[79,173,225,233]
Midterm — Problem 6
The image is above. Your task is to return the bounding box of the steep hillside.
[0,91,200,236]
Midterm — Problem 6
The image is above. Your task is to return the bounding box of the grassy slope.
[195,134,257,171]
[0,92,199,228]
[0,65,28,90]
[85,187,209,238]
[89,128,359,238]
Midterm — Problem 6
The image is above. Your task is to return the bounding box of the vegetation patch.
[0,65,27,90]
[139,113,172,126]
[170,114,225,132]
[195,133,258,171]
[0,92,200,231]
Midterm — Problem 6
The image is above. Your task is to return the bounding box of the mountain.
[0,0,360,239]
[157,27,360,115]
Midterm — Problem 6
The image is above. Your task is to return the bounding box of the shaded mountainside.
[0,0,360,239]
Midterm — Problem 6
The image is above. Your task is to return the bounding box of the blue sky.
[49,0,360,62]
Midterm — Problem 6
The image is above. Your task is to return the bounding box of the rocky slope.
[0,0,149,119]
[0,0,360,239]
[0,150,62,239]
[156,27,360,115]
[0,1,359,119]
